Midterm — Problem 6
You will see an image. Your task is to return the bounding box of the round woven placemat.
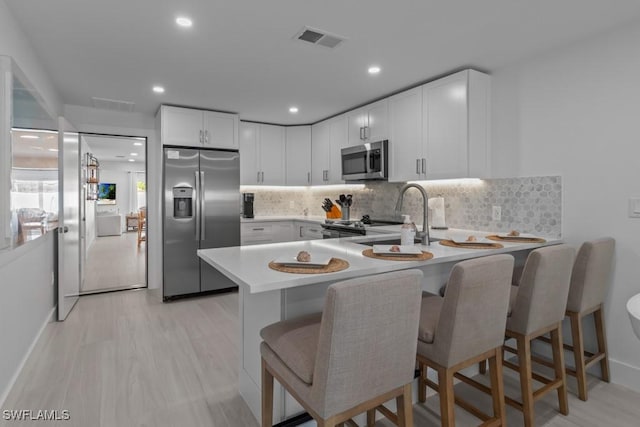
[485,235,546,243]
[439,240,503,249]
[361,248,433,261]
[268,257,349,274]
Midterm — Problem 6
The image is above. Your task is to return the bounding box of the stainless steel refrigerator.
[163,147,240,299]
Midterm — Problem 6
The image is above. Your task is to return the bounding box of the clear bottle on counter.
[400,214,417,246]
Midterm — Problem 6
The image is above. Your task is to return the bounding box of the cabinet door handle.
[416,159,420,174]
[307,172,310,183]
[364,126,369,140]
[299,227,303,238]
[253,228,264,231]
[359,127,364,140]
[204,130,209,144]
[309,228,318,233]
[422,158,426,174]
[257,171,261,183]
[261,171,265,182]
[199,130,203,143]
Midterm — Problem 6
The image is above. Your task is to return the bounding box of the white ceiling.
[83,135,146,164]
[7,0,640,125]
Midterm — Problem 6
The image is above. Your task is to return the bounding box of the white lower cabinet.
[295,222,323,240]
[241,220,323,245]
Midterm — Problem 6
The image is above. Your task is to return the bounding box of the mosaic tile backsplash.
[246,176,562,237]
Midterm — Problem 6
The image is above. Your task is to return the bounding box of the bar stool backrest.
[509,245,575,335]
[433,254,514,367]
[311,269,423,418]
[567,238,615,313]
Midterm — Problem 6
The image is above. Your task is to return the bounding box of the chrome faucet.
[395,183,430,245]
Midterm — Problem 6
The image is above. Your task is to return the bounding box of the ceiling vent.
[294,26,346,49]
[91,97,135,112]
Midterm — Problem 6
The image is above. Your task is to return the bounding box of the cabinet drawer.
[241,223,273,238]
[299,225,323,239]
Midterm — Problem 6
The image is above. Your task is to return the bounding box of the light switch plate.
[628,198,640,218]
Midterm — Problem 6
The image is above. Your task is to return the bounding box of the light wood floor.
[2,289,640,427]
[82,232,146,293]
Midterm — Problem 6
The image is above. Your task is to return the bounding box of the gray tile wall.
[246,176,562,237]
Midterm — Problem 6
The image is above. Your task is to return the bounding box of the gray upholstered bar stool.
[499,245,575,427]
[416,254,515,427]
[260,270,423,427]
[529,238,615,401]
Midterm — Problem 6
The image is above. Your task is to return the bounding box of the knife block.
[326,205,342,219]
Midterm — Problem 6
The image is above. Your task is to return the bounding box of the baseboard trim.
[0,306,56,408]
[610,358,640,393]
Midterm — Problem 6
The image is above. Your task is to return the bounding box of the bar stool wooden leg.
[318,416,337,427]
[261,359,274,427]
[418,361,427,403]
[438,366,455,427]
[569,311,588,401]
[479,359,487,375]
[488,348,506,424]
[396,383,413,427]
[594,305,611,382]
[366,409,376,426]
[551,326,569,415]
[516,334,535,427]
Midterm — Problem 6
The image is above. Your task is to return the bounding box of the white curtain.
[128,171,137,214]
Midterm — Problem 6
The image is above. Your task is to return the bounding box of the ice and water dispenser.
[172,187,193,218]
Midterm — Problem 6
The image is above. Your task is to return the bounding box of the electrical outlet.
[492,205,502,221]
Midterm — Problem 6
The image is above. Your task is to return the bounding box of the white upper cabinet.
[422,70,490,180]
[240,122,260,185]
[239,122,285,185]
[161,105,239,149]
[388,86,423,182]
[346,99,388,146]
[311,115,347,185]
[203,111,239,149]
[387,69,490,182]
[311,120,330,185]
[285,126,311,186]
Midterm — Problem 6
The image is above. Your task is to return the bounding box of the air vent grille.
[294,26,346,49]
[91,97,135,112]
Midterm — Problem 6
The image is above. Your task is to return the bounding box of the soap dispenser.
[400,214,416,246]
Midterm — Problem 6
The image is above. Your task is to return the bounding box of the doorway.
[79,133,147,294]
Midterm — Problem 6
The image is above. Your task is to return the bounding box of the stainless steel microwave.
[341,140,388,181]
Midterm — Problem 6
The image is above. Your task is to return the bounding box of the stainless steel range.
[320,218,403,239]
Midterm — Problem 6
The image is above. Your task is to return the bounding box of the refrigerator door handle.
[200,171,206,240]
[195,171,200,240]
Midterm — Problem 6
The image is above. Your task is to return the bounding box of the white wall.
[63,105,161,291]
[97,161,142,227]
[0,0,62,407]
[0,233,56,406]
[491,22,640,391]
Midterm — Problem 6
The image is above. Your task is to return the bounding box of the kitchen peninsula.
[198,228,560,424]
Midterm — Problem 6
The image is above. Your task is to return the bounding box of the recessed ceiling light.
[368,66,381,75]
[289,106,299,114]
[128,159,135,162]
[130,152,138,156]
[133,142,143,146]
[20,135,39,139]
[152,85,165,94]
[48,148,59,152]
[176,16,193,28]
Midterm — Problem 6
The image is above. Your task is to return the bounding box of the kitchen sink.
[359,237,440,246]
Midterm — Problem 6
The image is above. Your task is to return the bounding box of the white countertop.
[198,228,561,294]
